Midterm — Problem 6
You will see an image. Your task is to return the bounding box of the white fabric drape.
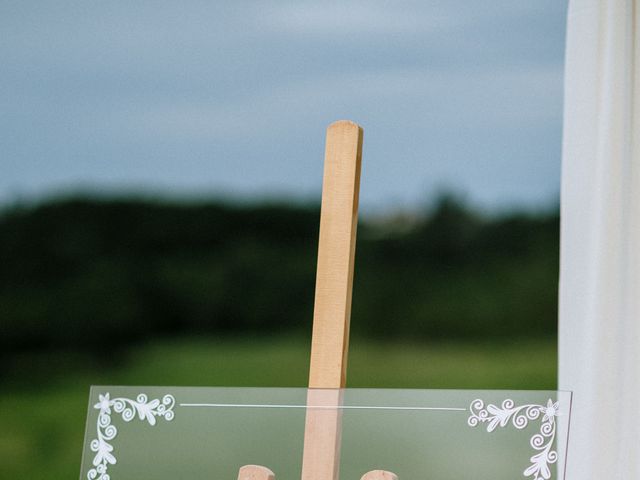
[559,0,640,478]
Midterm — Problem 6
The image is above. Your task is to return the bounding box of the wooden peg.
[237,465,275,480]
[360,470,399,480]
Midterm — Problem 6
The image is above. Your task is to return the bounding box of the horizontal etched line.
[179,403,467,411]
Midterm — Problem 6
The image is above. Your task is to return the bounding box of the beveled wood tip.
[328,119,363,132]
[237,464,276,480]
[360,470,399,480]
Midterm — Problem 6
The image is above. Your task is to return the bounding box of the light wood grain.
[301,389,344,480]
[360,470,399,480]
[301,120,363,480]
[237,465,275,480]
[308,119,363,389]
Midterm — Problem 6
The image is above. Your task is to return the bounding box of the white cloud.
[261,1,461,36]
[111,63,562,144]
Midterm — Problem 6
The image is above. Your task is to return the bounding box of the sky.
[1,1,567,213]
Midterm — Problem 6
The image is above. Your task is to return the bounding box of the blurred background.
[0,1,566,478]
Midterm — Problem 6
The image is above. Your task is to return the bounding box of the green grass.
[0,336,556,479]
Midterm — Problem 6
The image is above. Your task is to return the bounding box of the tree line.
[0,194,559,355]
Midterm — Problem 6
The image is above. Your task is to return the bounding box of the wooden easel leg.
[360,470,399,480]
[308,120,363,390]
[301,120,363,480]
[301,389,343,480]
[237,465,275,480]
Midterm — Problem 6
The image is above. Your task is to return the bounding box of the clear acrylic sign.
[80,387,571,480]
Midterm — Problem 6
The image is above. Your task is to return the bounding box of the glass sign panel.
[80,387,571,480]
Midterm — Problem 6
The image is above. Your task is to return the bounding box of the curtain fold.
[559,0,640,477]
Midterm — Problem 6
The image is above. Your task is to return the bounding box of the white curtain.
[559,0,640,478]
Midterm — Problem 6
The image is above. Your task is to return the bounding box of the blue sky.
[1,1,567,213]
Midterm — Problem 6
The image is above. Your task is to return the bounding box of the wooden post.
[301,120,363,480]
[308,120,363,389]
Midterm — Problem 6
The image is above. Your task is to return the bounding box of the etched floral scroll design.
[87,392,176,480]
[468,398,559,480]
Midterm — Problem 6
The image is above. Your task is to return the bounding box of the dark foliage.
[0,195,559,354]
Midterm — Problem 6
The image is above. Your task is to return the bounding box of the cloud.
[261,1,461,36]
[107,62,561,144]
[0,0,566,210]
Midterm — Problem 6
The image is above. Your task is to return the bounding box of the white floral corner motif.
[468,398,559,480]
[87,393,175,480]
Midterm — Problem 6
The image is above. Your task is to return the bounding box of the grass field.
[0,336,557,479]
